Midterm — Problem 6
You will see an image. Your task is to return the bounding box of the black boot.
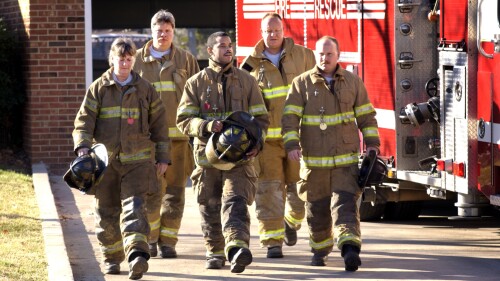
[341,244,361,272]
[228,247,252,273]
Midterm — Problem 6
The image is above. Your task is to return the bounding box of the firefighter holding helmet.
[240,12,316,258]
[177,31,269,273]
[282,36,380,271]
[71,38,170,280]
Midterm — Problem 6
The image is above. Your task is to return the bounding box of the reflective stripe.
[266,128,282,139]
[354,103,375,117]
[224,239,249,258]
[84,97,98,113]
[284,214,303,228]
[283,131,299,144]
[152,81,175,92]
[362,126,379,138]
[150,98,163,115]
[302,112,355,126]
[168,127,186,138]
[283,104,303,117]
[123,233,148,246]
[259,228,285,241]
[302,153,359,168]
[118,148,152,163]
[262,85,289,100]
[178,106,200,116]
[336,233,362,248]
[160,227,179,239]
[249,104,267,116]
[99,106,121,119]
[150,218,160,231]
[121,108,140,119]
[156,141,169,153]
[206,250,225,258]
[309,237,334,250]
[101,240,124,255]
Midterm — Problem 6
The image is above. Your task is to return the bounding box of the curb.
[32,162,74,281]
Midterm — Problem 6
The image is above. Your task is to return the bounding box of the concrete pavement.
[35,162,500,281]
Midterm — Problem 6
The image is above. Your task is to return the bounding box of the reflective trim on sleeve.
[283,104,303,117]
[362,126,379,138]
[262,85,290,100]
[283,131,300,144]
[84,97,99,113]
[354,103,375,117]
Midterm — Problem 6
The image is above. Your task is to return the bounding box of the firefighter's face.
[112,54,135,80]
[208,36,233,65]
[152,22,174,52]
[315,38,340,75]
[261,17,284,52]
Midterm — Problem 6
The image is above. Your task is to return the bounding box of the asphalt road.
[51,176,500,281]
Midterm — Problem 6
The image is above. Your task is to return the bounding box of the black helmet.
[63,143,108,193]
[205,111,263,170]
[358,150,387,188]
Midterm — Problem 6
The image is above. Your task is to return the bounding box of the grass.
[0,169,48,281]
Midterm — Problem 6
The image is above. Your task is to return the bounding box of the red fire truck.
[235,0,500,220]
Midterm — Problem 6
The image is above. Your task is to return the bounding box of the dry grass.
[0,170,48,281]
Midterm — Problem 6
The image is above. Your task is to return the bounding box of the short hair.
[206,31,230,48]
[317,35,340,53]
[108,37,137,66]
[151,9,175,30]
[262,12,282,22]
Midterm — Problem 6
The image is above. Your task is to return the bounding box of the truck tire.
[359,202,386,221]
[383,201,423,220]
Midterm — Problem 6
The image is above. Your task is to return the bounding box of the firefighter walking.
[240,12,316,258]
[133,9,200,259]
[72,38,170,280]
[282,36,380,271]
[177,31,269,273]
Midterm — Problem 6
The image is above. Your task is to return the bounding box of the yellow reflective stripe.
[123,233,148,246]
[259,228,285,241]
[249,104,267,116]
[284,214,303,228]
[152,81,175,92]
[156,141,169,153]
[101,240,124,255]
[303,153,359,168]
[362,126,379,138]
[302,112,355,126]
[99,106,121,119]
[168,127,187,138]
[336,234,362,248]
[150,99,163,115]
[283,104,303,117]
[283,131,299,144]
[118,148,152,163]
[354,103,375,117]
[205,250,225,258]
[84,97,98,113]
[150,218,160,231]
[225,239,249,257]
[121,108,140,119]
[196,154,210,167]
[178,106,200,116]
[262,85,289,100]
[200,112,231,120]
[160,227,179,239]
[266,128,282,139]
[309,237,334,250]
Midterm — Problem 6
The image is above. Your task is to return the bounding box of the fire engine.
[235,0,500,220]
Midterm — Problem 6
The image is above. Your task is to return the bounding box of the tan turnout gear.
[134,41,199,250]
[72,67,170,264]
[240,37,315,247]
[177,59,269,260]
[282,64,380,252]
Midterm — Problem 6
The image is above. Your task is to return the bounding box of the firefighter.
[133,9,200,259]
[282,36,380,271]
[176,31,269,273]
[240,12,316,258]
[72,38,170,280]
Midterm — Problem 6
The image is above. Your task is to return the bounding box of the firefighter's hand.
[207,120,223,133]
[156,162,168,177]
[288,149,302,161]
[246,147,259,158]
[77,147,89,156]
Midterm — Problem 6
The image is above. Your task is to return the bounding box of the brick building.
[1,0,90,174]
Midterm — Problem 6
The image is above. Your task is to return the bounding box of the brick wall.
[0,0,86,174]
